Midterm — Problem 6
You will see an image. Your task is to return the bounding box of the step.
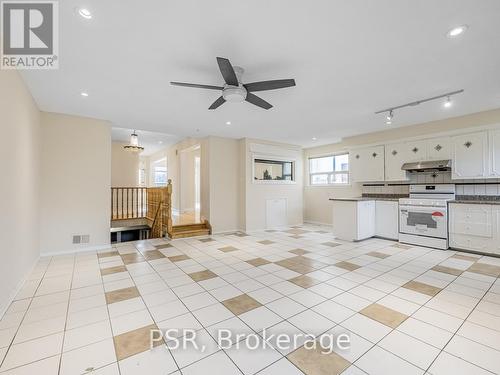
[172,223,208,232]
[170,228,210,239]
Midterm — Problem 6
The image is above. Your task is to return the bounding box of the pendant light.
[124,130,144,153]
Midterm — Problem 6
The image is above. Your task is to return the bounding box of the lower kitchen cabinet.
[375,201,399,240]
[332,200,375,241]
[449,203,500,255]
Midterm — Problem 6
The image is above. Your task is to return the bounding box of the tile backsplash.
[361,171,500,197]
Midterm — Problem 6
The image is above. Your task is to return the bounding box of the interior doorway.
[178,144,201,224]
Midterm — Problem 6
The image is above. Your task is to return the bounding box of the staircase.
[171,220,211,239]
[111,180,212,240]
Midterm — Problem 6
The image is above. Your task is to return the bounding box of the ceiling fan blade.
[171,82,223,90]
[245,93,273,110]
[208,96,226,110]
[216,57,239,86]
[244,79,296,92]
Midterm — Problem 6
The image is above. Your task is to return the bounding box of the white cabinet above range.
[451,131,489,179]
[347,125,500,183]
[350,145,385,182]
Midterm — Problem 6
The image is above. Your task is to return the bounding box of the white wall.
[179,147,198,212]
[304,108,500,224]
[0,71,41,314]
[205,137,240,233]
[39,112,111,255]
[242,139,303,231]
[111,142,139,187]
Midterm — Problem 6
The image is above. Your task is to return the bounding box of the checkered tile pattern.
[1,224,500,374]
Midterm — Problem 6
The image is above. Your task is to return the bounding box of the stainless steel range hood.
[401,160,452,173]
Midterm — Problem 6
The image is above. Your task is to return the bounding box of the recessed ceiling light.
[80,92,89,97]
[226,121,231,125]
[158,141,163,144]
[386,120,392,125]
[447,25,468,38]
[78,8,92,19]
[312,137,317,141]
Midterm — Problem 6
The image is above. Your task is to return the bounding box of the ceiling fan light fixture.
[222,86,247,102]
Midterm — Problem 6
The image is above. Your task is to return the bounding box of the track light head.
[444,96,452,108]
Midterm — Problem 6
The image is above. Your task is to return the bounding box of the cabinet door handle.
[355,154,360,159]
[392,150,398,156]
[412,147,419,153]
[464,141,472,148]
[372,152,377,158]
[435,144,442,151]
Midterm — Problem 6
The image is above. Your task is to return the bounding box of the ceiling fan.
[171,57,296,110]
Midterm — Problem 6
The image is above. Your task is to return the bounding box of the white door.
[384,143,409,181]
[489,129,500,177]
[350,145,385,182]
[405,140,428,162]
[427,137,451,160]
[451,131,488,179]
[266,199,287,229]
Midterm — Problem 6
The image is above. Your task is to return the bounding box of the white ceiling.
[111,127,181,156]
[21,0,500,147]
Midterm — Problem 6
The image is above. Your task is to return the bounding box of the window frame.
[151,157,167,187]
[308,153,350,186]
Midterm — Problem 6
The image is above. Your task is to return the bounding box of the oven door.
[399,205,448,239]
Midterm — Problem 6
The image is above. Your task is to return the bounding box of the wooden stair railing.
[145,180,173,238]
[111,187,147,220]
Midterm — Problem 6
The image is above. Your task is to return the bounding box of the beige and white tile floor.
[1,224,500,374]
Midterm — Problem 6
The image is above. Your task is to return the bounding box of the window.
[152,158,167,186]
[254,159,294,181]
[309,154,349,185]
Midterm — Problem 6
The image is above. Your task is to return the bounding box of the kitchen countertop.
[329,197,401,202]
[449,200,500,205]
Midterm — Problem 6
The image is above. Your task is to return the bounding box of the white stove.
[399,184,455,250]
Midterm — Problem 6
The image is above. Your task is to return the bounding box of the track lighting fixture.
[375,89,464,123]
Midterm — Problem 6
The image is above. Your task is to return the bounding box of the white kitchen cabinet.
[375,201,399,240]
[350,145,385,182]
[332,200,375,241]
[449,203,498,254]
[489,129,500,177]
[384,143,409,181]
[451,131,489,179]
[404,140,428,162]
[494,206,500,255]
[427,137,451,160]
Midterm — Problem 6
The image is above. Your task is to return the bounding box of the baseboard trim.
[41,244,112,257]
[211,229,243,235]
[0,256,39,318]
[304,220,332,227]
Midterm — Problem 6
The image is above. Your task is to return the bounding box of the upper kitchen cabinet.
[404,140,428,162]
[350,145,385,182]
[451,131,489,179]
[489,129,500,177]
[427,137,451,160]
[384,142,409,181]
